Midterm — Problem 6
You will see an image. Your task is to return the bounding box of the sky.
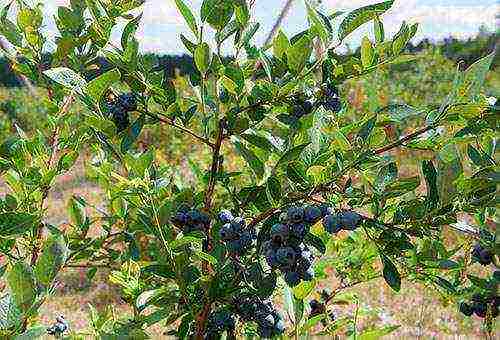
[34,0,500,54]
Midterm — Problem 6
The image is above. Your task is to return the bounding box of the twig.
[30,94,75,266]
[141,110,215,148]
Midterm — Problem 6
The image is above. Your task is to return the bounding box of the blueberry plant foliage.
[0,0,498,338]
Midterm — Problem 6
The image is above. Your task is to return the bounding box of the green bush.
[0,0,497,338]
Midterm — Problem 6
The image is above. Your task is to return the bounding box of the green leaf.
[305,233,326,254]
[7,262,37,312]
[276,143,310,169]
[121,14,142,50]
[273,29,290,60]
[266,177,281,205]
[233,140,265,180]
[338,0,394,41]
[86,68,121,102]
[67,195,86,227]
[358,325,400,340]
[361,36,374,68]
[44,67,87,94]
[286,35,312,74]
[306,2,329,44]
[34,234,68,286]
[180,33,197,54]
[374,16,384,43]
[14,325,46,339]
[194,42,211,75]
[240,132,279,153]
[195,251,218,265]
[421,160,439,206]
[170,236,204,249]
[392,21,409,55]
[433,276,456,293]
[201,0,234,31]
[461,52,495,100]
[381,254,400,292]
[174,0,198,36]
[436,145,462,206]
[0,212,37,237]
[121,115,145,153]
[375,162,397,190]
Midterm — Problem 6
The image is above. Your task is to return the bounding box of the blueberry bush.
[0,0,498,338]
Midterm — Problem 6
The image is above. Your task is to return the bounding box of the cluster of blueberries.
[322,210,364,234]
[290,96,315,120]
[172,207,211,234]
[106,93,137,132]
[289,83,342,120]
[205,310,236,339]
[234,295,285,338]
[472,243,494,265]
[218,210,256,255]
[318,83,342,113]
[459,293,499,318]
[46,315,69,336]
[263,205,326,287]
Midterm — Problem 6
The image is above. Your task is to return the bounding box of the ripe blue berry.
[472,244,493,265]
[323,214,341,233]
[290,223,308,239]
[459,301,474,316]
[339,211,363,230]
[118,93,137,111]
[304,205,322,223]
[231,217,245,232]
[287,206,304,223]
[218,223,234,241]
[218,209,234,223]
[284,271,300,286]
[276,247,296,266]
[270,223,289,243]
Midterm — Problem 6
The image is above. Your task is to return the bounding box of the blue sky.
[41,0,499,54]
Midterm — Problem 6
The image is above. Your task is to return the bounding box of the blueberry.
[218,223,234,241]
[473,301,487,318]
[339,211,363,230]
[231,217,245,232]
[284,270,301,286]
[265,249,278,267]
[218,209,233,223]
[494,271,500,281]
[187,210,201,224]
[304,205,322,223]
[472,244,493,265]
[118,93,137,111]
[292,104,306,118]
[319,204,334,217]
[301,267,314,281]
[227,239,242,253]
[287,206,304,223]
[240,230,255,247]
[111,106,129,132]
[302,100,314,114]
[323,214,341,233]
[276,247,296,266]
[459,301,474,316]
[270,223,289,243]
[199,211,211,226]
[172,211,188,226]
[290,223,308,239]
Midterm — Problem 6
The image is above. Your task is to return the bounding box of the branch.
[373,124,435,155]
[30,94,75,266]
[142,110,215,148]
[204,119,225,210]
